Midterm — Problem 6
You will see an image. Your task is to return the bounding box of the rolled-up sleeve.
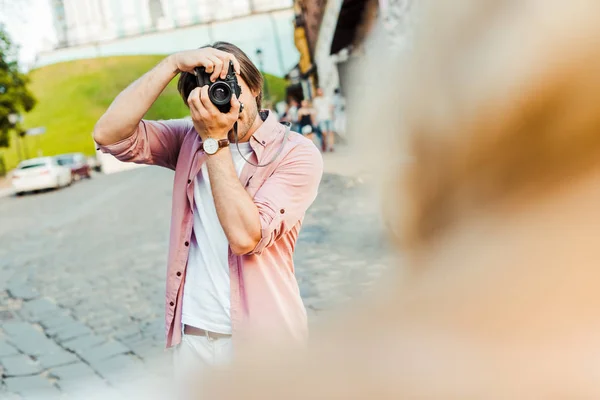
[96,119,191,170]
[249,141,324,255]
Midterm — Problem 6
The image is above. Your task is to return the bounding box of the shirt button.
[176,271,182,277]
[169,301,174,306]
[185,241,189,247]
[280,209,285,214]
[187,179,191,184]
[262,140,266,144]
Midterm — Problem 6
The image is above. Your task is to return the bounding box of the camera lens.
[214,87,228,102]
[209,82,231,105]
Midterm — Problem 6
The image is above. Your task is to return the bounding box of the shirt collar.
[250,110,281,148]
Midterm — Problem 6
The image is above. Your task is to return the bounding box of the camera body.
[195,61,242,113]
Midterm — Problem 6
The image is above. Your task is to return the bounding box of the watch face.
[203,138,219,155]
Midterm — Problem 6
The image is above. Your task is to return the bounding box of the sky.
[0,0,56,65]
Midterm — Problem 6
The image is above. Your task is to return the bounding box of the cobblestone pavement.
[0,164,392,398]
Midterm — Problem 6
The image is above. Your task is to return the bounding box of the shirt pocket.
[245,175,262,198]
[245,168,272,198]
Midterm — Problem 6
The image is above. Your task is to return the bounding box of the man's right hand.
[94,47,241,147]
[172,48,241,82]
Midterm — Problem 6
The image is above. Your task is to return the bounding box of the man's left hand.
[187,85,241,140]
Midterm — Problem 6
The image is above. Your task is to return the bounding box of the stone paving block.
[16,387,63,400]
[141,320,163,335]
[6,283,39,301]
[62,335,105,353]
[58,374,107,395]
[4,375,55,393]
[37,349,79,369]
[117,332,144,348]
[0,309,18,324]
[131,347,164,363]
[0,354,42,376]
[0,340,19,357]
[126,338,164,362]
[48,322,94,343]
[19,298,61,322]
[91,354,144,385]
[120,333,152,348]
[49,362,99,381]
[6,274,27,288]
[0,392,22,400]
[113,325,142,342]
[2,322,63,356]
[78,340,130,364]
[2,321,38,338]
[299,283,318,298]
[304,297,333,311]
[38,313,77,330]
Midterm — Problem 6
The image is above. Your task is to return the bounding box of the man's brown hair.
[177,41,263,110]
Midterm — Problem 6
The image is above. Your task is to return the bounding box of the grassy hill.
[2,55,287,171]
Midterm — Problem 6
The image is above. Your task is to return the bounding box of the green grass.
[1,55,287,171]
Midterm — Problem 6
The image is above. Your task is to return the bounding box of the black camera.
[195,61,242,113]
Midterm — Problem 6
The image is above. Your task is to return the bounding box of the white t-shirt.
[182,142,254,334]
[312,96,332,122]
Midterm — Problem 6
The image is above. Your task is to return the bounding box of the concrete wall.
[36,9,299,77]
[312,0,344,96]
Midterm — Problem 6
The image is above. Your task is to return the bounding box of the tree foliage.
[0,24,36,148]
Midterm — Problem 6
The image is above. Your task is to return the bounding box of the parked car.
[12,157,72,195]
[87,156,102,173]
[55,153,92,180]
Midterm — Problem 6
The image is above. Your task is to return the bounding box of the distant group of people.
[278,88,346,153]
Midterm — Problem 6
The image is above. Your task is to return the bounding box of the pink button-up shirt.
[98,111,323,348]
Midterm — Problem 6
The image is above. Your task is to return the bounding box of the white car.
[12,157,73,195]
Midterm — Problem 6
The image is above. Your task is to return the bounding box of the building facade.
[50,0,292,48]
[291,0,414,138]
[40,1,298,78]
[292,0,413,92]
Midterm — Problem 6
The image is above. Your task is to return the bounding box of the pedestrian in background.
[287,98,300,133]
[332,88,346,140]
[279,98,300,133]
[312,87,335,152]
[297,99,317,144]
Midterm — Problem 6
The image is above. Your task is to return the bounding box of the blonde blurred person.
[176,0,600,398]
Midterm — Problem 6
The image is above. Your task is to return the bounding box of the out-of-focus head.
[192,1,600,398]
[382,0,600,253]
[301,99,310,107]
[316,87,324,96]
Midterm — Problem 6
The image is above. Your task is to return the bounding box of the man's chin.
[229,126,250,142]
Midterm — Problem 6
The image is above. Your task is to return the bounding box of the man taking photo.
[93,42,323,373]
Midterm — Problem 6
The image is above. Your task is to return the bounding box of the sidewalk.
[321,144,373,178]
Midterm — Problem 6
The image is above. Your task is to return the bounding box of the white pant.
[172,332,233,397]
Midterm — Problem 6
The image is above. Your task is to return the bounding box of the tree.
[0,24,36,149]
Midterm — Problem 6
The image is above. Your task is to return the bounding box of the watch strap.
[218,139,230,149]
